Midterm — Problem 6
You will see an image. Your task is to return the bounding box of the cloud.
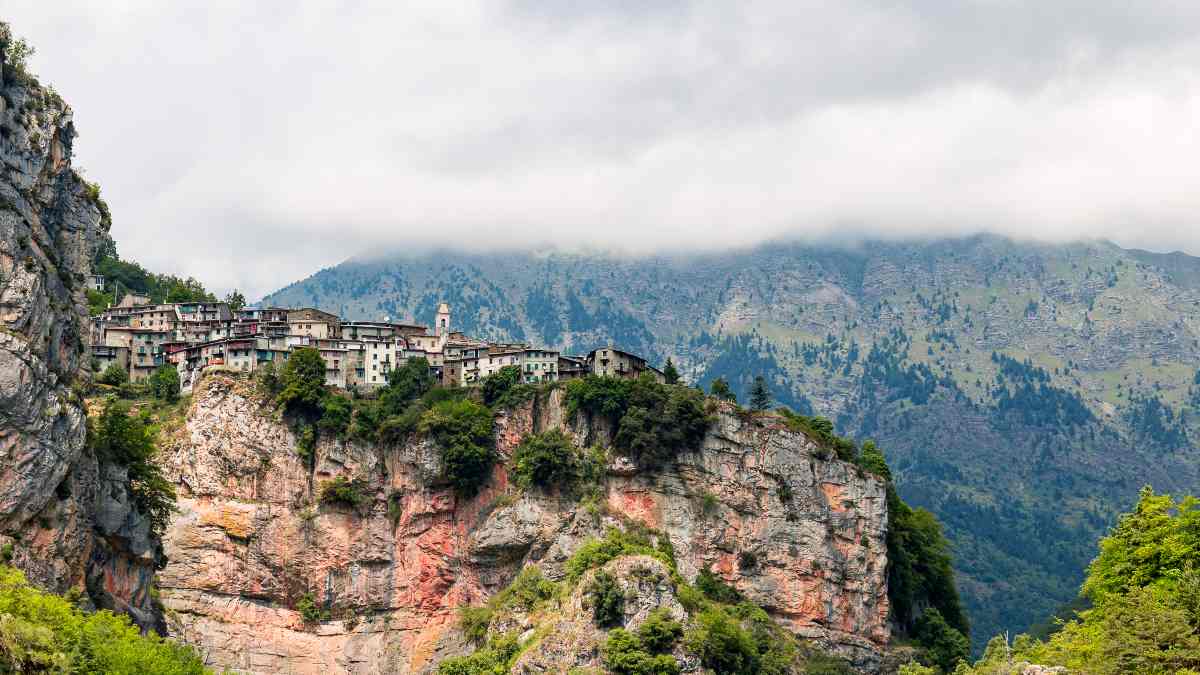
[6,1,1200,299]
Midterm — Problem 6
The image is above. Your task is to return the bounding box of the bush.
[256,360,282,397]
[437,633,520,675]
[0,564,205,673]
[511,430,577,490]
[775,409,857,462]
[482,365,522,407]
[587,570,624,628]
[695,569,743,605]
[913,607,969,672]
[318,476,368,509]
[602,628,681,675]
[380,357,434,415]
[565,528,675,583]
[318,394,352,437]
[97,362,128,386]
[458,605,493,645]
[685,607,759,675]
[420,399,496,497]
[296,592,327,624]
[637,608,683,653]
[493,566,558,613]
[149,364,180,402]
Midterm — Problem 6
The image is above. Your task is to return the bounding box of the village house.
[92,298,662,394]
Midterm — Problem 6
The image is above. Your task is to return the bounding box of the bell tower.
[436,302,450,337]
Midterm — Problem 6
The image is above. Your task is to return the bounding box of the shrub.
[602,628,681,675]
[318,476,368,509]
[695,569,743,605]
[318,394,352,437]
[913,607,969,672]
[587,570,624,628]
[493,566,558,613]
[0,564,205,673]
[481,365,522,407]
[566,528,675,583]
[637,608,683,653]
[149,364,180,402]
[97,362,128,386]
[685,607,759,675]
[776,409,857,462]
[379,357,434,415]
[437,633,520,675]
[458,605,493,645]
[296,592,326,624]
[511,430,577,490]
[420,399,496,497]
[256,360,282,397]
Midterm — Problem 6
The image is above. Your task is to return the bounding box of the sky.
[7,2,1200,299]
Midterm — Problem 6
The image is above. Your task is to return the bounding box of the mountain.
[265,235,1200,648]
[0,27,165,628]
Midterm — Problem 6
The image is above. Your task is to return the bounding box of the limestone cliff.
[0,44,161,628]
[158,374,890,673]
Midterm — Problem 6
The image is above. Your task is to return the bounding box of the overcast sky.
[7,2,1200,298]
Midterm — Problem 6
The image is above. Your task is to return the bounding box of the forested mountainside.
[266,236,1200,649]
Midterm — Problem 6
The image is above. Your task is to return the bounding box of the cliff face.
[158,374,889,673]
[0,53,160,627]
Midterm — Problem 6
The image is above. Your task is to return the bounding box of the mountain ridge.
[265,233,1200,649]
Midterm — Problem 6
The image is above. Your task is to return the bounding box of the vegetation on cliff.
[0,565,205,673]
[89,400,177,538]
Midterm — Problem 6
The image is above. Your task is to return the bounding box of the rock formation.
[0,46,161,628]
[158,374,890,673]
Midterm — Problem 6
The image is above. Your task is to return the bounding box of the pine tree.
[750,376,771,411]
[663,358,681,385]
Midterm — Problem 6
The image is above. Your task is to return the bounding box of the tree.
[663,358,681,385]
[277,348,327,420]
[511,430,577,490]
[709,377,736,403]
[914,607,969,672]
[149,364,180,402]
[97,362,128,386]
[224,289,246,312]
[749,376,771,411]
[91,400,176,536]
[380,357,434,416]
[482,365,522,407]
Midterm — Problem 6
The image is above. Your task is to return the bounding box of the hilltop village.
[89,294,664,392]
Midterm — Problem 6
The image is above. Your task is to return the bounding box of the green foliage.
[458,605,493,645]
[256,360,282,398]
[775,409,857,462]
[637,608,683,654]
[914,607,969,672]
[318,476,368,509]
[612,375,711,470]
[380,357,435,415]
[149,365,180,402]
[419,398,496,497]
[511,429,577,490]
[93,255,216,305]
[663,358,681,385]
[685,607,759,674]
[0,564,206,673]
[97,362,128,386]
[91,400,175,537]
[749,376,771,411]
[709,377,736,403]
[493,566,558,613]
[86,288,113,315]
[586,570,624,628]
[695,569,743,605]
[277,348,327,420]
[223,289,246,312]
[318,394,353,437]
[888,489,968,639]
[481,365,522,407]
[565,527,675,583]
[436,633,521,675]
[602,626,681,675]
[296,592,327,624]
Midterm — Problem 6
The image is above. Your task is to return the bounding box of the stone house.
[586,345,665,383]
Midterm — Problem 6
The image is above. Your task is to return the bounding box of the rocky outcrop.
[158,374,889,673]
[0,46,160,628]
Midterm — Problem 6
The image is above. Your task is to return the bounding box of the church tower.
[436,302,450,337]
